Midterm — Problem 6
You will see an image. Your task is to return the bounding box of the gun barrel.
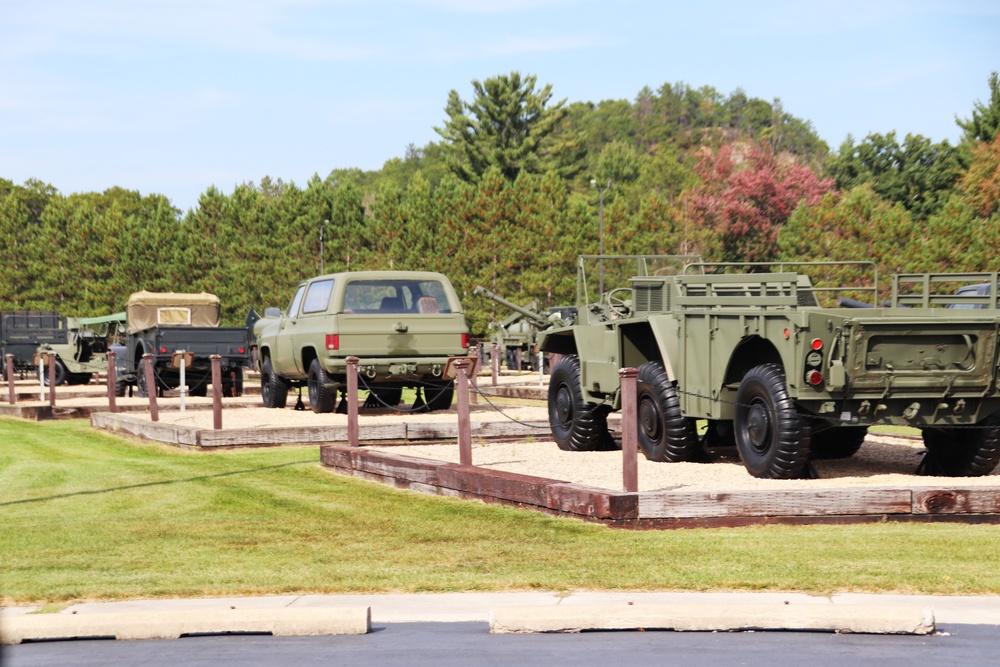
[473,286,551,327]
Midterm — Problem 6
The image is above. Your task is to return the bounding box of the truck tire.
[114,380,128,397]
[809,426,868,460]
[636,361,702,462]
[547,355,615,452]
[734,364,810,479]
[307,359,337,413]
[261,359,288,409]
[920,414,1000,476]
[39,358,67,387]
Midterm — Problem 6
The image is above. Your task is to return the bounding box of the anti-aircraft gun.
[472,286,576,372]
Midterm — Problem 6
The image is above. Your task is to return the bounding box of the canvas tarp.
[126,291,221,332]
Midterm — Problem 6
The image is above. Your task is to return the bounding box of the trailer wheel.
[39,358,67,387]
[920,414,1000,476]
[734,364,810,479]
[635,361,702,462]
[261,359,288,409]
[809,425,868,460]
[307,359,337,413]
[547,355,615,451]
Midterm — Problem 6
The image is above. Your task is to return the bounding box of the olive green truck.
[253,271,470,413]
[540,258,1000,479]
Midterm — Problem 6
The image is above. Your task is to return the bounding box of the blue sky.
[2,0,998,213]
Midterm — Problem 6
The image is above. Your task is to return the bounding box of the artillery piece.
[473,286,576,371]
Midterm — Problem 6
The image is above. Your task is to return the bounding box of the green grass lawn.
[2,417,999,605]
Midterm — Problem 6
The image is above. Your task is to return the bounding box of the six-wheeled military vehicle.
[253,271,470,413]
[1,311,68,381]
[35,312,126,385]
[112,291,250,398]
[540,256,1000,479]
[473,286,576,371]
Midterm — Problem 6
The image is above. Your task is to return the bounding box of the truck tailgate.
[337,314,466,357]
[154,327,249,357]
[845,317,1000,392]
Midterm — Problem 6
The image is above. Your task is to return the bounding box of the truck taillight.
[238,347,245,354]
[160,347,167,354]
[806,370,823,386]
[461,333,470,349]
[811,338,823,351]
[325,334,339,351]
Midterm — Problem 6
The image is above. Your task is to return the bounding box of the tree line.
[1,72,998,335]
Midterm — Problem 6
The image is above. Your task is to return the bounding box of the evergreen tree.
[435,72,567,184]
[958,71,1000,144]
[827,132,965,221]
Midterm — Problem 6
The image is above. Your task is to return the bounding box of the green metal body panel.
[255,271,469,388]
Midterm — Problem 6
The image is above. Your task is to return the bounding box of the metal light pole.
[591,179,610,297]
[319,219,330,274]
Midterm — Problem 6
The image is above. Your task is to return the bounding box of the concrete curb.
[0,606,371,644]
[488,603,936,635]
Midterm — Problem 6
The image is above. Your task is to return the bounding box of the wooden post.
[106,350,118,414]
[619,367,639,493]
[346,356,359,447]
[143,353,158,422]
[454,358,473,466]
[210,354,222,430]
[469,345,479,405]
[491,343,499,386]
[47,353,56,408]
[5,354,14,404]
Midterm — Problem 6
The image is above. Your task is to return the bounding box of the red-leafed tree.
[686,142,835,263]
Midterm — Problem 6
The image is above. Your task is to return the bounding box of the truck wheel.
[39,358,67,387]
[734,364,810,479]
[920,414,1000,476]
[114,380,128,397]
[636,361,702,462]
[809,426,868,460]
[307,359,337,413]
[261,359,288,409]
[547,355,615,451]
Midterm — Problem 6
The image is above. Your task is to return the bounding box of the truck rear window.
[343,280,452,314]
